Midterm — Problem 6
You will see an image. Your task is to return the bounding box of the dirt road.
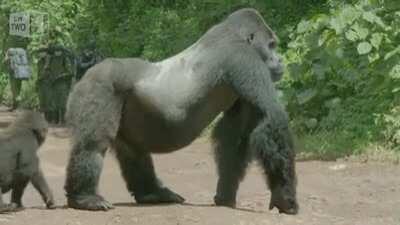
[0,110,399,225]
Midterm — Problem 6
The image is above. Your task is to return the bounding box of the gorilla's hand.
[269,184,298,215]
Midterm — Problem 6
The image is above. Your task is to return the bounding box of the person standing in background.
[2,48,32,111]
[36,44,74,124]
[76,40,103,81]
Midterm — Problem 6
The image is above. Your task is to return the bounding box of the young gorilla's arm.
[17,145,55,209]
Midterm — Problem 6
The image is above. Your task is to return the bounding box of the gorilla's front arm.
[215,47,297,214]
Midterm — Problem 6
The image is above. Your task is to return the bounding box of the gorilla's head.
[30,112,48,146]
[226,8,284,82]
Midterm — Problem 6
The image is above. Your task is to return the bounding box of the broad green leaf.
[297,20,312,33]
[357,42,372,55]
[305,118,318,129]
[312,63,326,80]
[324,97,341,108]
[287,63,303,80]
[318,30,332,46]
[362,11,386,28]
[392,87,400,93]
[368,53,380,63]
[297,89,317,105]
[335,48,344,58]
[329,17,345,34]
[389,65,400,79]
[314,14,330,28]
[384,46,400,60]
[351,23,369,40]
[362,11,377,23]
[340,6,360,25]
[345,29,358,41]
[370,33,383,49]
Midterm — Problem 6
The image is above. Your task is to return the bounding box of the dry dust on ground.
[0,109,399,225]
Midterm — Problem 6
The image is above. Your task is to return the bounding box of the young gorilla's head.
[226,8,284,82]
[13,111,49,146]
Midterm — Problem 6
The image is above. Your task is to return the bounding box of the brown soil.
[0,109,399,225]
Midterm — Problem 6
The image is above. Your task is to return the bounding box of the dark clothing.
[36,46,74,124]
[76,50,102,80]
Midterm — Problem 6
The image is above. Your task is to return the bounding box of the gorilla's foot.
[135,187,185,204]
[0,203,21,213]
[214,195,236,208]
[67,195,114,211]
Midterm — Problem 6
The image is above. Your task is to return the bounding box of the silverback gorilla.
[0,111,55,212]
[65,8,298,214]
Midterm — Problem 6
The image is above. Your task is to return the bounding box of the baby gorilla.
[0,111,55,212]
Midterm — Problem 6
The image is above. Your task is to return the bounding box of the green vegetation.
[0,0,399,161]
[282,0,400,160]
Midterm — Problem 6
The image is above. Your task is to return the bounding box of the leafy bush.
[283,0,400,156]
[0,73,39,110]
[0,73,9,102]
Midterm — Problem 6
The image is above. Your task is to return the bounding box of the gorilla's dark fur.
[0,111,55,212]
[65,8,298,214]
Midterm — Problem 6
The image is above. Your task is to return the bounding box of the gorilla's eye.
[248,33,255,43]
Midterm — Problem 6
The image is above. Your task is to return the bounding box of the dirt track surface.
[0,109,399,225]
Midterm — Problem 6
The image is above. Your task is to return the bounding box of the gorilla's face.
[246,26,284,82]
[30,113,48,146]
[32,127,48,146]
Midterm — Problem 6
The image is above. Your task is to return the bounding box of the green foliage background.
[0,0,399,160]
[282,0,400,159]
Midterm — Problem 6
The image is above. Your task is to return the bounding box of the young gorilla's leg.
[31,168,55,208]
[114,137,184,204]
[0,187,7,212]
[65,138,114,210]
[212,101,255,207]
[11,177,30,209]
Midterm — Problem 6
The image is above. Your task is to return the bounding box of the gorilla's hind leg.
[65,139,114,211]
[114,138,185,204]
